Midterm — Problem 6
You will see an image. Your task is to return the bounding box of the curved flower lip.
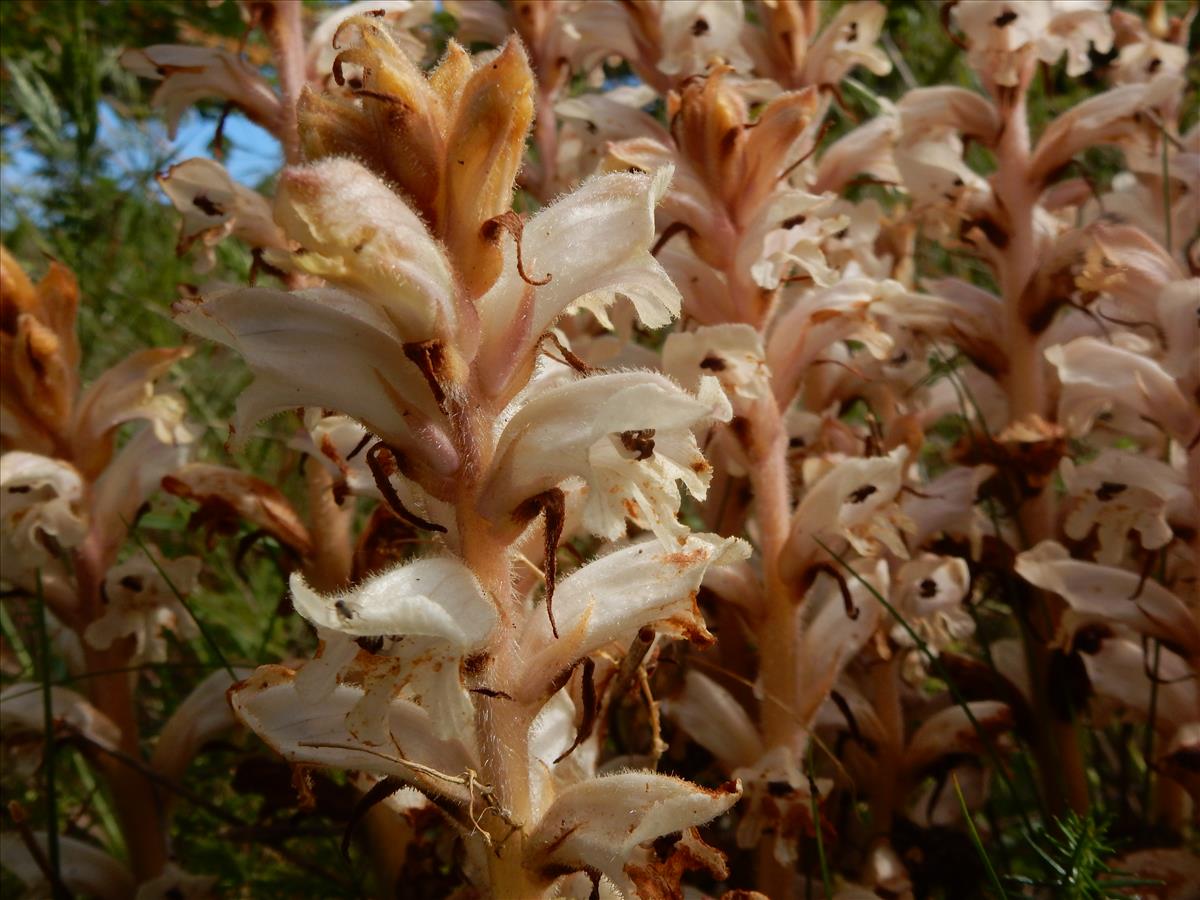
[0,682,121,751]
[1016,541,1200,658]
[1029,74,1183,186]
[1045,336,1196,442]
[766,277,897,407]
[897,86,1000,145]
[0,832,134,900]
[812,112,900,195]
[796,558,886,723]
[150,668,251,787]
[120,45,282,139]
[666,670,764,770]
[172,285,457,473]
[512,533,750,703]
[288,557,496,647]
[474,167,682,397]
[1081,638,1199,732]
[70,345,194,475]
[903,701,1013,777]
[230,664,476,806]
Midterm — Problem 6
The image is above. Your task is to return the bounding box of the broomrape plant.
[1,0,1197,897]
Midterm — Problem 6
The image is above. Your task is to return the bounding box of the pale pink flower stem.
[258,1,305,164]
[866,657,904,839]
[73,531,169,882]
[301,461,353,593]
[454,395,541,897]
[532,87,559,201]
[993,71,1089,816]
[741,325,801,900]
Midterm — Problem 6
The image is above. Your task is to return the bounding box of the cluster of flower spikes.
[159,8,763,898]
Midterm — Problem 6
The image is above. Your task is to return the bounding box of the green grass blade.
[806,744,834,899]
[126,521,238,680]
[34,571,66,898]
[953,774,1007,899]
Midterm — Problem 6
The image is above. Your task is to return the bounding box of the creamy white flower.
[891,555,974,653]
[1080,638,1200,732]
[784,447,915,575]
[1030,74,1184,185]
[766,277,896,407]
[84,549,202,664]
[157,158,286,271]
[173,285,452,464]
[0,452,87,576]
[901,465,995,557]
[748,192,845,290]
[802,1,892,86]
[287,559,494,743]
[894,133,992,235]
[952,0,1112,87]
[1061,451,1192,565]
[70,346,194,469]
[485,371,730,546]
[665,670,763,770]
[524,772,741,897]
[897,86,1000,145]
[231,664,478,805]
[797,559,887,723]
[475,167,682,393]
[1,683,121,752]
[663,323,772,405]
[274,158,460,344]
[903,701,1013,776]
[513,534,750,702]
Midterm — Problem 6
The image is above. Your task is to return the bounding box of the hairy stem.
[454,394,540,897]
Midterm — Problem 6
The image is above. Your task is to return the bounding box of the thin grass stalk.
[807,743,834,899]
[1139,638,1161,823]
[127,524,237,680]
[954,774,1008,898]
[34,571,66,899]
